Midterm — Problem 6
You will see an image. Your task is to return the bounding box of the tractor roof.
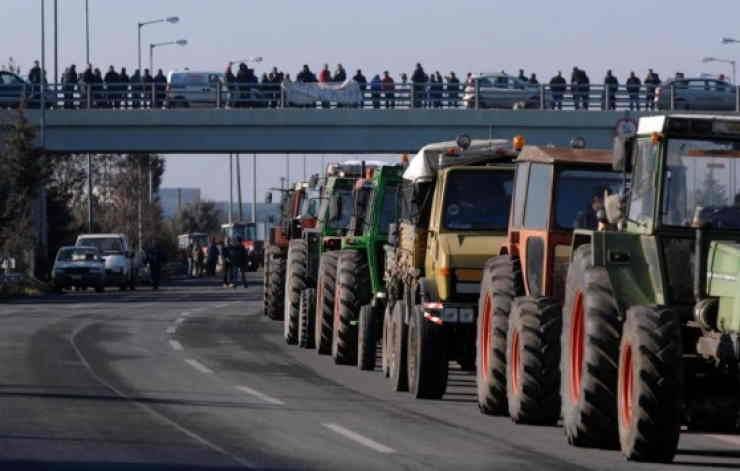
[404,139,516,183]
[516,145,613,166]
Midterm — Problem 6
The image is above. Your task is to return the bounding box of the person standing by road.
[221,239,232,287]
[145,241,163,290]
[206,237,219,277]
[626,71,641,111]
[549,71,566,110]
[603,69,618,111]
[194,242,205,278]
[233,238,248,288]
[644,68,660,110]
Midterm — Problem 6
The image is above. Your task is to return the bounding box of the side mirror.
[388,223,399,247]
[264,192,273,204]
[612,135,635,172]
[604,191,624,225]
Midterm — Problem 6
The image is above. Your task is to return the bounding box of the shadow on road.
[0,461,249,471]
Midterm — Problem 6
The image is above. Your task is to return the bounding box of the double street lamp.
[138,16,179,71]
[702,56,736,84]
[150,39,188,72]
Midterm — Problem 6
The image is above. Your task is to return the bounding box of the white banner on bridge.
[284,80,363,105]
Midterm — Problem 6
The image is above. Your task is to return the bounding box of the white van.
[75,233,137,290]
[166,70,226,107]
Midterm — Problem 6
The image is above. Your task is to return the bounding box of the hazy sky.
[5,0,740,200]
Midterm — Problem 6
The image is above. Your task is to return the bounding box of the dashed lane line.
[168,340,184,351]
[235,385,285,406]
[184,358,214,374]
[322,423,396,454]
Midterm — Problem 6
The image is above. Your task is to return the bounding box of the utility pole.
[228,154,233,224]
[286,154,290,186]
[85,0,90,64]
[138,162,144,252]
[53,0,58,86]
[40,0,46,146]
[251,154,257,223]
[87,154,93,231]
[236,153,243,220]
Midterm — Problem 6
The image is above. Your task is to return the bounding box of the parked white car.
[166,70,227,108]
[75,233,137,290]
[463,72,540,109]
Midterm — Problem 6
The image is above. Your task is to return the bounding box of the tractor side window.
[511,163,529,228]
[627,140,658,226]
[377,185,399,234]
[523,163,552,228]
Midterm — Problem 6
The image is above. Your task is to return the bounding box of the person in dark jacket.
[353,69,367,108]
[528,73,539,85]
[411,63,428,108]
[221,239,232,286]
[63,64,78,109]
[381,71,395,108]
[93,68,104,107]
[234,237,248,288]
[154,69,167,108]
[145,242,164,290]
[296,65,317,83]
[119,67,130,108]
[517,69,527,83]
[142,69,153,107]
[644,68,660,110]
[103,66,119,108]
[626,71,641,111]
[333,64,347,82]
[446,71,460,107]
[370,74,382,109]
[603,69,618,110]
[225,63,237,107]
[549,71,566,110]
[206,238,219,276]
[28,60,41,84]
[130,69,142,108]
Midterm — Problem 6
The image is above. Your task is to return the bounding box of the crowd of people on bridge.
[23,58,687,111]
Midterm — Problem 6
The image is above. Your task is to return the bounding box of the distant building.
[159,188,201,218]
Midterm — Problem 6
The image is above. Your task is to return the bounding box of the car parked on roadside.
[463,72,540,109]
[655,77,737,111]
[75,233,137,290]
[51,246,106,292]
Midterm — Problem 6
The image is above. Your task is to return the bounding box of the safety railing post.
[539,84,545,110]
[216,81,222,109]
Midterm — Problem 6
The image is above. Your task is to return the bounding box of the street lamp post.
[138,16,179,71]
[702,56,736,84]
[149,39,188,72]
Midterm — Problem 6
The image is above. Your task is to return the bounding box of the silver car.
[656,78,737,111]
[166,70,227,107]
[463,73,540,109]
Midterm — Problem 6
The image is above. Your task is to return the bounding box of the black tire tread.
[333,250,370,365]
[284,240,308,344]
[315,251,339,354]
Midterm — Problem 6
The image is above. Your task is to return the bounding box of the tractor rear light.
[423,312,444,325]
[437,267,451,278]
[323,238,340,250]
[423,301,443,310]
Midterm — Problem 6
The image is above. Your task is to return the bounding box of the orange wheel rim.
[619,343,634,426]
[480,293,492,379]
[569,292,585,404]
[510,329,521,394]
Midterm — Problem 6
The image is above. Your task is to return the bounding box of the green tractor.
[331,164,403,368]
[280,161,373,349]
[562,114,740,462]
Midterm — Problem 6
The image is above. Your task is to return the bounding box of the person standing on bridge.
[318,64,331,108]
[154,69,167,108]
[130,69,141,108]
[119,67,130,108]
[297,65,316,83]
[411,63,428,108]
[644,69,660,110]
[225,63,237,108]
[370,74,382,109]
[353,69,367,108]
[446,72,460,108]
[603,69,619,111]
[517,69,527,83]
[104,66,119,108]
[62,65,78,109]
[549,71,566,110]
[382,71,395,109]
[80,65,95,109]
[626,71,641,111]
[142,69,153,108]
[333,64,347,82]
[28,60,42,108]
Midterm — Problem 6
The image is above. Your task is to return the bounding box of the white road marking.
[180,311,191,317]
[168,340,184,351]
[706,434,740,447]
[214,303,229,308]
[165,326,177,335]
[184,358,213,374]
[175,318,186,325]
[322,423,396,454]
[235,385,285,405]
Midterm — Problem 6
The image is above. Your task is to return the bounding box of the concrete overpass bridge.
[10,109,650,154]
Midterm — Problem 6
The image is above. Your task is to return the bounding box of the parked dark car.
[51,246,106,292]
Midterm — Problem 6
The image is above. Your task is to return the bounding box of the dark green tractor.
[331,165,402,368]
[562,115,740,462]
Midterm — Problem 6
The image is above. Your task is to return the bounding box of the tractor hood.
[437,232,506,268]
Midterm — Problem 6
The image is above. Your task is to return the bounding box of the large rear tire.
[506,296,561,425]
[618,305,682,462]
[407,305,448,399]
[561,244,621,449]
[332,251,369,365]
[476,255,522,415]
[284,240,308,345]
[298,288,316,349]
[264,246,286,321]
[357,305,377,371]
[389,301,408,391]
[315,251,339,355]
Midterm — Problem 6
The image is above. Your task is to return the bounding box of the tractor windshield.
[555,169,622,229]
[662,139,740,229]
[323,188,353,230]
[442,170,513,231]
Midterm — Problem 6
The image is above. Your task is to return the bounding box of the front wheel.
[389,301,408,392]
[407,305,448,399]
[618,305,681,462]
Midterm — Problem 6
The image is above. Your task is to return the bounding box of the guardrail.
[6,82,740,112]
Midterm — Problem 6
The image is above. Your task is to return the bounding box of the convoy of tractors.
[262,114,740,463]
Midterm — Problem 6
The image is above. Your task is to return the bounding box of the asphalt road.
[1,275,739,470]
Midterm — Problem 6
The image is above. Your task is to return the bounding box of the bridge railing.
[8,82,740,112]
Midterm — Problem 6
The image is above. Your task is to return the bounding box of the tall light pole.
[53,0,58,85]
[228,154,234,224]
[137,16,179,71]
[251,154,257,224]
[702,56,736,84]
[84,0,92,231]
[236,153,243,221]
[85,0,90,64]
[149,39,187,72]
[40,0,46,146]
